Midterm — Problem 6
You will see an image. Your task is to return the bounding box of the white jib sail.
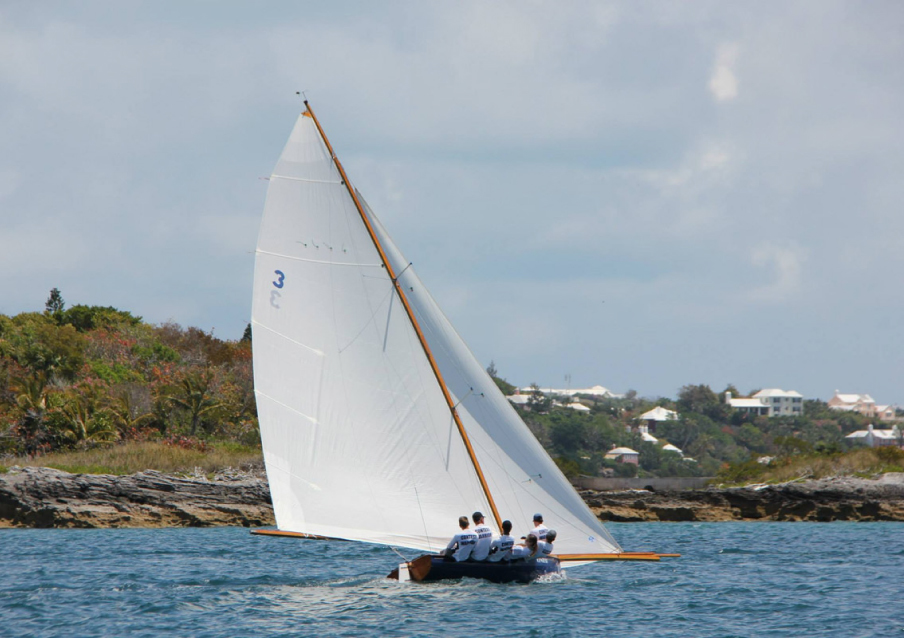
[253,111,620,556]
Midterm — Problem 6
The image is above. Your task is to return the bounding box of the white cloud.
[709,43,739,102]
[745,243,808,303]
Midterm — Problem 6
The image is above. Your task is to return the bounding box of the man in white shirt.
[527,513,548,543]
[537,529,556,557]
[470,511,494,561]
[442,516,478,562]
[487,520,515,562]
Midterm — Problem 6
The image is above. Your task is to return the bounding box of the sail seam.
[271,174,342,185]
[255,248,382,268]
[256,390,319,426]
[251,320,325,356]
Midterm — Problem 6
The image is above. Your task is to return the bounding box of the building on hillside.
[505,394,531,408]
[751,389,804,416]
[519,384,624,399]
[724,389,803,417]
[661,443,683,456]
[638,406,678,433]
[828,391,877,417]
[604,446,639,465]
[566,402,591,412]
[875,405,898,422]
[845,424,901,448]
[725,392,771,416]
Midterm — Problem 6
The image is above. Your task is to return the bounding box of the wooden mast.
[303,101,504,532]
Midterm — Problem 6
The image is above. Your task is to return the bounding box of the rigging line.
[255,248,381,268]
[304,99,502,532]
[270,174,343,185]
[337,284,394,354]
[392,262,413,282]
[412,486,432,553]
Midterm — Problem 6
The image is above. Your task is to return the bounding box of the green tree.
[241,323,252,343]
[45,288,65,317]
[166,371,222,436]
[527,383,552,413]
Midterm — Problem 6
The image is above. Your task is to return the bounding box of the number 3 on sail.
[250,101,678,582]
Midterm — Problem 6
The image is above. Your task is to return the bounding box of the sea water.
[2,523,902,638]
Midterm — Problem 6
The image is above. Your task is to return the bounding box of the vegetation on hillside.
[494,371,897,480]
[2,290,898,481]
[0,290,257,473]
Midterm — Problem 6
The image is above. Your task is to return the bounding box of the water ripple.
[3,523,904,637]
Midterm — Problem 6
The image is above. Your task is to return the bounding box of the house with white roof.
[638,406,678,433]
[724,389,804,417]
[828,391,877,417]
[875,405,898,422]
[845,424,901,448]
[604,446,639,465]
[519,384,624,399]
[751,389,804,416]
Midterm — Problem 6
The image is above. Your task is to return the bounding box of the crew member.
[528,513,549,542]
[487,520,515,563]
[442,515,478,562]
[538,529,556,557]
[511,534,539,560]
[470,511,494,561]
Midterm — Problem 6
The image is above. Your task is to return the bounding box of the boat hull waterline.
[389,554,561,584]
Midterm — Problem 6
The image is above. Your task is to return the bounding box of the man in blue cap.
[528,513,548,543]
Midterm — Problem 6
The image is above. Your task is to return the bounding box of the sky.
[1,1,902,404]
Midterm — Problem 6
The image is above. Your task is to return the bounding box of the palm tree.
[166,371,222,436]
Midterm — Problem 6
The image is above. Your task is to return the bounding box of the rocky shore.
[2,466,904,528]
[0,466,274,528]
[583,473,904,522]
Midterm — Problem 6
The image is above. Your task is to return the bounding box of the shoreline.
[2,466,904,529]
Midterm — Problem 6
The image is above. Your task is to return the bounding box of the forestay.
[252,111,620,556]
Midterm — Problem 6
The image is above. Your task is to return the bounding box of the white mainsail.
[252,109,621,557]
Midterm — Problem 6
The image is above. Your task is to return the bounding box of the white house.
[661,443,683,456]
[845,424,901,448]
[725,389,804,417]
[828,391,877,417]
[638,406,678,432]
[505,394,531,407]
[519,384,624,399]
[725,393,770,416]
[566,402,591,412]
[605,446,639,465]
[751,389,804,416]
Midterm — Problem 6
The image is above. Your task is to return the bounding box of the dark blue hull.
[391,554,561,584]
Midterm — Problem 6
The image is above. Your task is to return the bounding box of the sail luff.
[302,101,503,532]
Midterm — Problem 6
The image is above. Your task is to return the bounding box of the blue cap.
[533,513,543,521]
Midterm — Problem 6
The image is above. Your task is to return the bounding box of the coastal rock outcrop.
[582,473,904,523]
[0,466,275,528]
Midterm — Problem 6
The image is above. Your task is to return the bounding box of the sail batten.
[253,106,620,556]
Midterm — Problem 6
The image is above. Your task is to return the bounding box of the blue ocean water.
[2,523,902,638]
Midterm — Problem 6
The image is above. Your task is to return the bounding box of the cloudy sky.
[1,1,902,403]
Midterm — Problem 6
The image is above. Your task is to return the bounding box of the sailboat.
[250,102,676,583]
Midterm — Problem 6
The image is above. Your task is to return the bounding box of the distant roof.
[846,426,899,439]
[639,406,678,421]
[506,394,530,405]
[753,388,803,398]
[729,398,768,408]
[834,392,875,404]
[641,432,658,443]
[567,402,591,412]
[606,447,638,456]
[519,384,621,398]
[661,443,683,454]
